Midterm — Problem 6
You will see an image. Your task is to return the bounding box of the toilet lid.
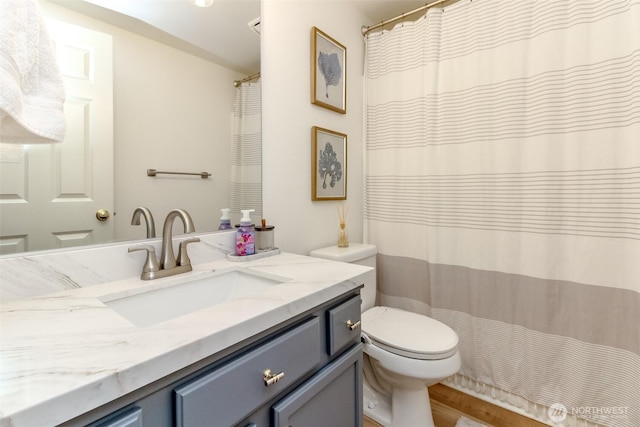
[362,306,459,360]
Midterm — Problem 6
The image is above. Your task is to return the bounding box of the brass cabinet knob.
[346,320,361,331]
[263,369,285,386]
[96,209,110,221]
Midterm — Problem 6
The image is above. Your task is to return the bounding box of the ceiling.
[52,0,431,75]
[354,0,436,24]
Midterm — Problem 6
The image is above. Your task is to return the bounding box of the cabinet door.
[175,317,321,427]
[272,344,363,427]
[89,407,142,427]
[327,296,361,356]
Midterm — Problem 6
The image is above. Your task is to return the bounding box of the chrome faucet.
[131,207,156,238]
[128,209,200,280]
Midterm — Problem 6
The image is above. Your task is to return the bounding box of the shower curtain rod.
[361,0,458,36]
[233,72,261,87]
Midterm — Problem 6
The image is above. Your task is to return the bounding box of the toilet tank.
[309,244,377,311]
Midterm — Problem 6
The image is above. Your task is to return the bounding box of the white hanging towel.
[0,0,66,144]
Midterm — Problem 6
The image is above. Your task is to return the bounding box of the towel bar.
[147,169,211,179]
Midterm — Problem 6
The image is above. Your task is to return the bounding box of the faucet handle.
[177,238,200,267]
[128,245,160,275]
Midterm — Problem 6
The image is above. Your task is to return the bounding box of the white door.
[0,20,113,255]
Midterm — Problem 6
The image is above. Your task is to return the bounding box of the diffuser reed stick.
[336,203,349,247]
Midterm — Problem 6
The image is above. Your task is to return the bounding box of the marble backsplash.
[0,231,236,302]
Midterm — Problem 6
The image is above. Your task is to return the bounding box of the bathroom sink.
[101,268,291,327]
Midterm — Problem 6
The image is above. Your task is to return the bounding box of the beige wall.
[40,1,243,241]
[262,0,370,255]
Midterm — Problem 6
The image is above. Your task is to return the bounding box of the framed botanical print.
[312,126,347,200]
[311,27,347,114]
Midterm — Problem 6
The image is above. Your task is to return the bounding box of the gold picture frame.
[311,27,347,114]
[312,126,347,200]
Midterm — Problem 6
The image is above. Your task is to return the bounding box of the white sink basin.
[101,268,291,327]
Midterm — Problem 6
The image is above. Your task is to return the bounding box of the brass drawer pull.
[346,320,361,331]
[263,369,285,386]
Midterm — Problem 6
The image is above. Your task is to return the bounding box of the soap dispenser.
[218,208,232,230]
[235,209,255,256]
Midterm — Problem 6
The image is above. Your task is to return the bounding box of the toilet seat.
[362,306,458,360]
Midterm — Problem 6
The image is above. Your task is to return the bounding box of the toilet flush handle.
[346,320,361,331]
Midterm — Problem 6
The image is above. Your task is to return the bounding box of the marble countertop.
[0,252,371,427]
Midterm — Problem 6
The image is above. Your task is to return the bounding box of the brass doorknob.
[96,209,110,221]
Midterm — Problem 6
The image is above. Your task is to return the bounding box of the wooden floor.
[363,384,548,427]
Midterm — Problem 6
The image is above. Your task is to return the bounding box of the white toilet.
[310,243,461,427]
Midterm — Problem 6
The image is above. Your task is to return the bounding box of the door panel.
[0,19,114,254]
[272,344,363,427]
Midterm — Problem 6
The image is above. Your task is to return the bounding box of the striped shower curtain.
[364,1,639,426]
[230,79,262,218]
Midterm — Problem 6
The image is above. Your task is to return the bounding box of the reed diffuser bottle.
[336,203,349,248]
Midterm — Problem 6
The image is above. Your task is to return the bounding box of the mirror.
[0,0,261,256]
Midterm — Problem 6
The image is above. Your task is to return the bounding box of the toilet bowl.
[361,306,461,427]
[309,244,461,427]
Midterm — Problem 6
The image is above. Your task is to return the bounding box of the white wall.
[262,0,370,255]
[40,1,243,241]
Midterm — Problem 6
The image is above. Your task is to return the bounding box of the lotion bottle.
[218,208,232,230]
[235,209,255,256]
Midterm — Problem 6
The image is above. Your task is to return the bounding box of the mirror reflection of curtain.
[230,79,262,219]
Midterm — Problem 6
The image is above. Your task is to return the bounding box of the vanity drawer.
[89,406,142,427]
[174,317,321,427]
[327,296,361,356]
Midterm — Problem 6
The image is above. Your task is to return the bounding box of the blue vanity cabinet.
[326,294,362,356]
[174,317,322,426]
[90,407,142,427]
[71,291,362,427]
[272,343,363,427]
